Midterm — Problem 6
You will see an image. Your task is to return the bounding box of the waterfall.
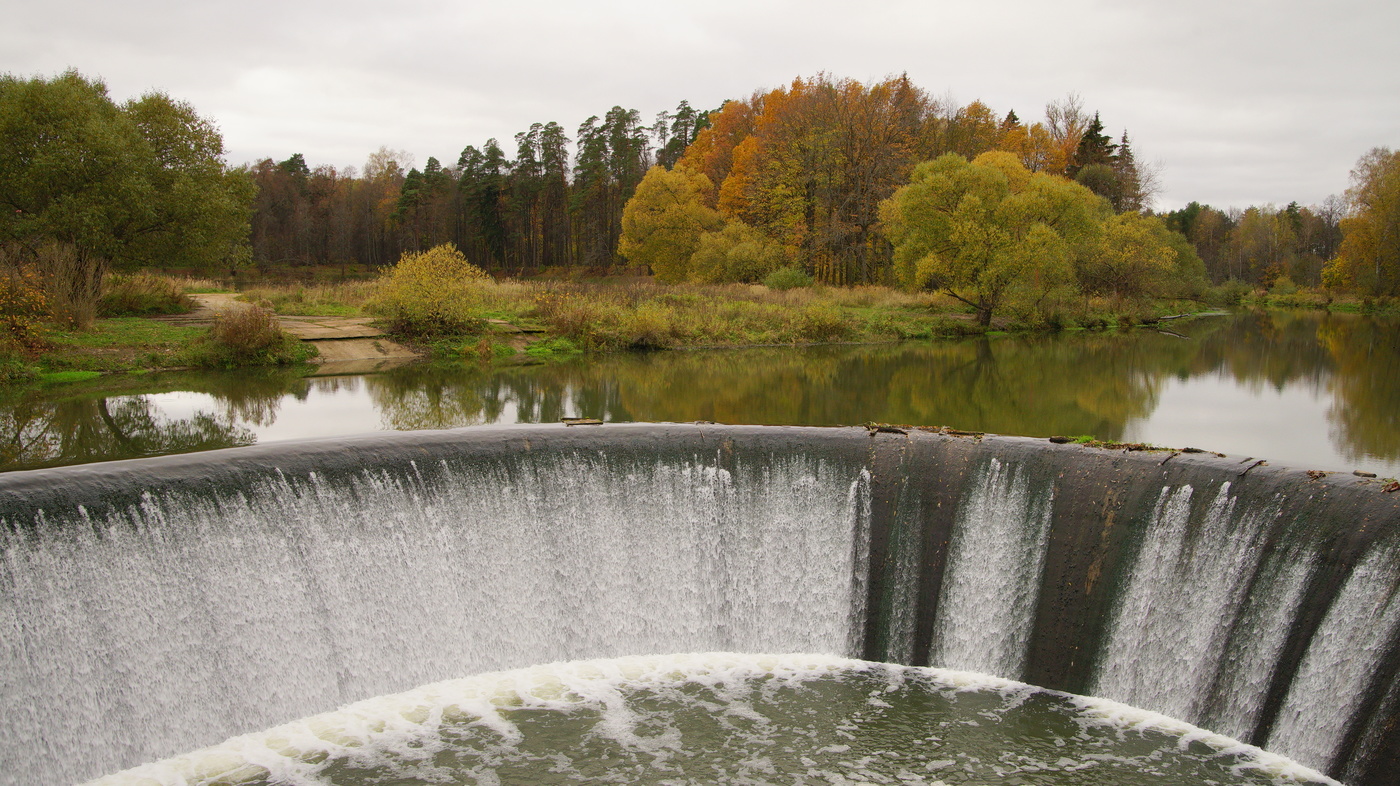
[0,438,866,786]
[0,424,1396,785]
[1266,540,1400,771]
[1090,483,1281,725]
[929,457,1052,679]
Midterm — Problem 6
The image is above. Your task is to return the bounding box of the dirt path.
[157,294,419,370]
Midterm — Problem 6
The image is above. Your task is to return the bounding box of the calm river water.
[4,309,1397,476]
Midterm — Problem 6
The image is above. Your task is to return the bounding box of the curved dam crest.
[1,423,1398,785]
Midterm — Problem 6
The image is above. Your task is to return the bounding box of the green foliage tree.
[881,152,1105,325]
[618,166,722,282]
[0,71,252,325]
[1079,212,1189,298]
[1069,112,1116,177]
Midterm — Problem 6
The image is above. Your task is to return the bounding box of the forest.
[242,73,1394,303]
[3,70,1398,333]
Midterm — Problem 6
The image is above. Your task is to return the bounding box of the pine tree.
[1069,112,1116,176]
[1111,132,1144,212]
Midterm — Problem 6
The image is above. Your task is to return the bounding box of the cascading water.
[929,456,1052,680]
[0,424,1396,785]
[1267,540,1400,771]
[0,431,868,786]
[1090,482,1282,724]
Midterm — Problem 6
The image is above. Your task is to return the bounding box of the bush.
[1207,279,1254,307]
[368,244,493,336]
[99,273,194,316]
[791,302,852,341]
[765,267,814,290]
[689,222,787,284]
[1269,275,1299,297]
[184,303,316,368]
[0,263,50,354]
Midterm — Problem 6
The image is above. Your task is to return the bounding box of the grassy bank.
[234,273,1193,361]
[3,270,1295,387]
[3,293,316,384]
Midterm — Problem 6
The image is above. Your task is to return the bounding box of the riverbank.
[8,277,1204,386]
[21,270,1392,388]
[3,310,1397,478]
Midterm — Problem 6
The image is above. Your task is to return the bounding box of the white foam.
[85,653,1339,786]
[1066,692,1340,785]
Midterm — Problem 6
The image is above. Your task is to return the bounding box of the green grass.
[523,337,583,361]
[44,318,205,350]
[38,370,103,384]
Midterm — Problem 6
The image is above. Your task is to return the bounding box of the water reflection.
[3,311,1397,474]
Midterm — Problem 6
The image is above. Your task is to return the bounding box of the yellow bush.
[369,244,493,336]
[0,263,50,353]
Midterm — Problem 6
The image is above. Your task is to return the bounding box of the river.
[4,309,1397,476]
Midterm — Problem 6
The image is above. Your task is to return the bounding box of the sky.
[6,0,1398,211]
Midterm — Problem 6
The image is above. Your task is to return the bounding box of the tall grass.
[184,303,317,368]
[99,273,195,316]
[241,280,378,316]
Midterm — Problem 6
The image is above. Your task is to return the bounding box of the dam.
[1,423,1397,784]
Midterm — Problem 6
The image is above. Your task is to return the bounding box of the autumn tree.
[998,114,1064,174]
[1327,147,1400,296]
[618,166,722,282]
[1079,212,1204,298]
[1043,93,1090,177]
[688,221,788,284]
[679,74,939,284]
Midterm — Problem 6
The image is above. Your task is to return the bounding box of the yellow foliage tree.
[619,166,723,283]
[881,152,1106,325]
[1326,147,1400,297]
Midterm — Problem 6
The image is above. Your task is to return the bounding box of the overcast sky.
[6,0,1398,211]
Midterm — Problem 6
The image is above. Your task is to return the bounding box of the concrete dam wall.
[0,423,1396,785]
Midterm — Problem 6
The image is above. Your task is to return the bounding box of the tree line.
[3,68,1397,333]
[249,103,703,274]
[250,75,1160,284]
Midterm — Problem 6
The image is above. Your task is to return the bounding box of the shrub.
[0,263,50,354]
[765,267,814,291]
[1269,275,1299,297]
[1208,279,1254,307]
[368,244,493,336]
[689,222,787,284]
[184,303,316,368]
[792,302,852,341]
[99,273,194,316]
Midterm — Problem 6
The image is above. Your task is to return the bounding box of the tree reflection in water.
[2,311,1396,473]
[0,369,302,470]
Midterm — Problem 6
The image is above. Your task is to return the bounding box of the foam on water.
[85,653,1339,786]
[0,450,866,785]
